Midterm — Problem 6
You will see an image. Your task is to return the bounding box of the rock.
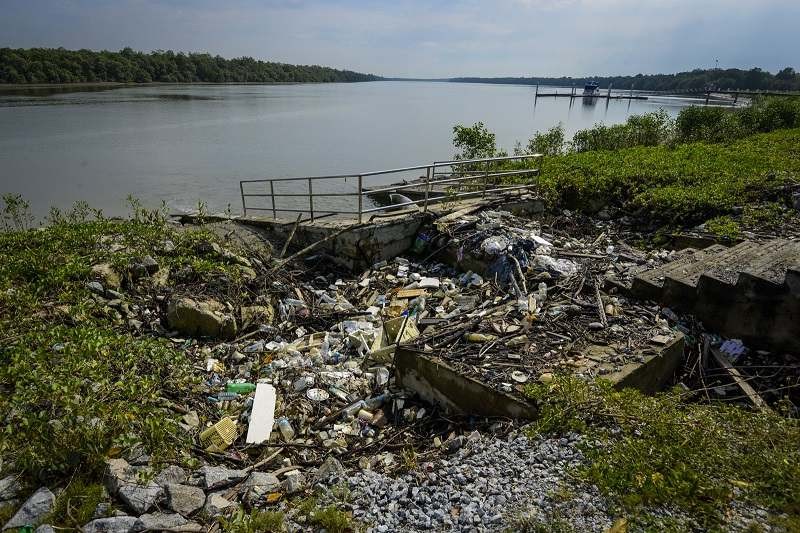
[82,516,143,533]
[155,465,189,486]
[166,297,237,339]
[314,457,345,484]
[281,472,306,494]
[240,305,274,326]
[3,487,55,530]
[164,484,205,517]
[138,512,201,532]
[445,436,465,454]
[195,466,247,490]
[588,321,604,330]
[91,263,121,290]
[141,255,159,274]
[35,526,56,533]
[117,482,163,515]
[242,472,280,505]
[86,281,105,295]
[793,191,800,212]
[0,475,22,501]
[202,493,235,517]
[104,458,133,494]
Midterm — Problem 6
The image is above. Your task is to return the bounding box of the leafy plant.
[452,122,498,160]
[1,193,34,231]
[524,376,800,529]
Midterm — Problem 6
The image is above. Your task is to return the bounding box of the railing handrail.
[239,154,543,222]
[239,154,542,184]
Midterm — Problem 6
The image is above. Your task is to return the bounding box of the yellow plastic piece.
[199,416,238,452]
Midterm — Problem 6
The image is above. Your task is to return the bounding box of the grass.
[523,376,800,530]
[0,201,248,486]
[218,508,286,533]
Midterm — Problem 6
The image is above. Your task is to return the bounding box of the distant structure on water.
[582,81,600,96]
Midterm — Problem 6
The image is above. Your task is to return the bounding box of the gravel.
[324,431,614,532]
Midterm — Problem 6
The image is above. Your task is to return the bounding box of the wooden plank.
[710,348,770,412]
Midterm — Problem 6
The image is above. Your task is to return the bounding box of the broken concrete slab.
[394,348,538,419]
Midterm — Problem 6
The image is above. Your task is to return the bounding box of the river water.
[0,81,705,218]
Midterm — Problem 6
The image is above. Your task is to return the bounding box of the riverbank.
[1,189,799,531]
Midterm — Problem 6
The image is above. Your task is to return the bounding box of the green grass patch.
[47,479,106,527]
[524,376,800,529]
[218,508,286,533]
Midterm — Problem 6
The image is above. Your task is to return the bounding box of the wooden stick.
[270,222,367,271]
[710,347,770,412]
[278,213,303,259]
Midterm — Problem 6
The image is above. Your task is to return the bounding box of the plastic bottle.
[226,382,256,394]
[276,417,295,441]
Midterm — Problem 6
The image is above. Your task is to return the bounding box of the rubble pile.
[4,205,794,532]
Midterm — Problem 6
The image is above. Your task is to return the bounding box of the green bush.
[570,110,673,152]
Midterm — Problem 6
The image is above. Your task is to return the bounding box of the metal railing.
[239,154,542,223]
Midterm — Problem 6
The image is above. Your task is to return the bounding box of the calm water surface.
[0,82,705,217]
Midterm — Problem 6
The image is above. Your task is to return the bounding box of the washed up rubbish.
[245,383,276,445]
[369,316,420,362]
[464,333,497,343]
[720,339,747,362]
[306,388,330,402]
[534,255,579,277]
[226,382,256,394]
[511,371,528,383]
[276,417,295,442]
[481,235,509,255]
[200,416,238,452]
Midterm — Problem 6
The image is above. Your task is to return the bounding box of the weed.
[1,193,34,231]
[47,479,106,527]
[310,505,356,533]
[400,446,418,472]
[524,376,800,528]
[218,508,286,533]
[705,215,741,239]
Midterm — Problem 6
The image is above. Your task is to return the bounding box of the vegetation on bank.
[524,376,800,530]
[0,47,382,84]
[453,97,800,225]
[451,66,800,92]
[0,200,246,488]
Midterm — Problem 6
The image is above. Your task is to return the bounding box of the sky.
[1,0,798,78]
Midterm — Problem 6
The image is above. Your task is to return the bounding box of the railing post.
[240,181,246,217]
[423,166,431,213]
[482,159,489,198]
[308,178,314,222]
[269,181,276,219]
[357,175,363,224]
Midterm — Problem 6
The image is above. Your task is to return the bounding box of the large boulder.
[166,297,237,339]
[2,487,55,530]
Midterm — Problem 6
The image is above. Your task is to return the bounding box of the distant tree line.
[451,67,800,92]
[0,47,382,84]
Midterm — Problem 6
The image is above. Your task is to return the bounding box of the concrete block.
[394,348,537,419]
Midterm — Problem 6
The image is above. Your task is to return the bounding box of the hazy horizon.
[1,0,798,79]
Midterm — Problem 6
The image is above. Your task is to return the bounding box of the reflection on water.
[0,81,703,217]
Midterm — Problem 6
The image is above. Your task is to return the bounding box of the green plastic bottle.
[226,382,256,393]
